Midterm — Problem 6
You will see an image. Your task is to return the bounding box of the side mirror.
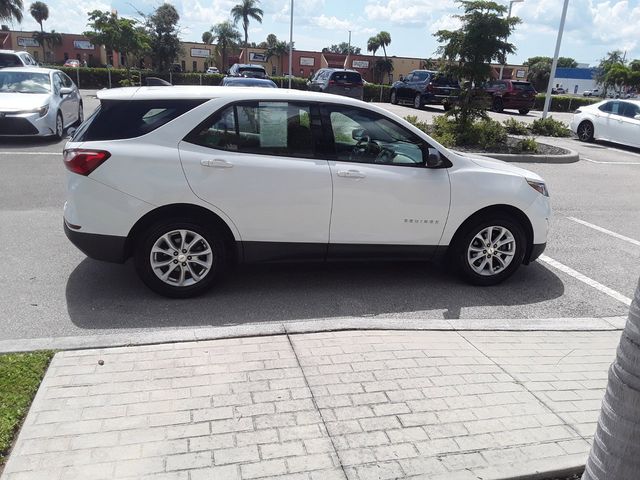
[60,87,73,96]
[352,128,367,141]
[426,148,444,168]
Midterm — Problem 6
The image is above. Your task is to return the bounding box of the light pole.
[542,0,569,119]
[288,0,294,89]
[499,0,524,80]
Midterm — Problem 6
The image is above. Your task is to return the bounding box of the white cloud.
[365,0,456,26]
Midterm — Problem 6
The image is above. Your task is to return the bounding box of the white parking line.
[0,151,58,155]
[539,254,632,306]
[582,156,640,165]
[567,217,640,247]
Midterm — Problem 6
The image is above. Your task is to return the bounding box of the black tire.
[577,120,594,142]
[74,102,84,126]
[519,109,529,115]
[492,97,504,113]
[413,93,422,109]
[443,103,452,112]
[390,90,398,105]
[134,219,227,298]
[451,215,527,286]
[53,112,64,140]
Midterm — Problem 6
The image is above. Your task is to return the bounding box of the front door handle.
[337,169,366,179]
[201,159,233,168]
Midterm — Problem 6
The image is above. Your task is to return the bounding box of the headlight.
[14,105,49,117]
[527,179,549,197]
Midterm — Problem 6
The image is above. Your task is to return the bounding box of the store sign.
[352,60,369,69]
[191,48,211,58]
[516,69,526,78]
[300,57,315,66]
[249,52,267,62]
[73,40,95,50]
[17,37,40,47]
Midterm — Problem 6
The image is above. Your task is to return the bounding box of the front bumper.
[0,111,56,137]
[64,220,128,263]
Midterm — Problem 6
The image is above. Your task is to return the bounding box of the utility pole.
[288,0,294,89]
[499,0,523,80]
[542,0,569,119]
[347,30,351,70]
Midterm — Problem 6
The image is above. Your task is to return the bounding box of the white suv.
[63,87,551,297]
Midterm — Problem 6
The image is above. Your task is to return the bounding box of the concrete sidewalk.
[1,329,619,480]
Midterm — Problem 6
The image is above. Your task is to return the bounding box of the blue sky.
[8,0,640,66]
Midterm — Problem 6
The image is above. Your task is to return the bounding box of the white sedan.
[572,99,640,148]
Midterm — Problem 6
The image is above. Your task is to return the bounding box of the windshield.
[239,67,266,78]
[0,72,51,94]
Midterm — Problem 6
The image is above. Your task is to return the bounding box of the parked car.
[63,86,550,297]
[171,63,183,73]
[482,80,537,115]
[571,99,640,148]
[228,64,267,78]
[307,68,364,100]
[221,77,277,88]
[0,67,83,139]
[205,67,219,74]
[0,49,38,68]
[583,88,600,97]
[390,70,460,110]
[63,59,80,68]
[551,86,567,95]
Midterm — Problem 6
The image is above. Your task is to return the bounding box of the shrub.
[530,117,571,137]
[403,115,429,133]
[519,137,538,152]
[460,119,507,149]
[533,94,598,112]
[364,83,391,102]
[503,118,529,135]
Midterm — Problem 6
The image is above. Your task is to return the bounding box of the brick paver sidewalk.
[1,330,619,480]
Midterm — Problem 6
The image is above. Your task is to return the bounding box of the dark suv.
[390,70,460,110]
[307,69,364,100]
[228,64,267,78]
[482,80,537,115]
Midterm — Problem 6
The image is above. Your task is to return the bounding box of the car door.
[397,73,414,101]
[597,101,620,142]
[179,100,333,261]
[53,72,73,125]
[322,104,451,255]
[618,102,640,147]
[60,72,80,123]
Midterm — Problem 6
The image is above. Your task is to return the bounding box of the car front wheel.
[414,93,422,109]
[53,112,64,140]
[492,97,504,113]
[453,217,526,286]
[519,109,529,115]
[75,102,84,126]
[390,90,398,104]
[135,220,226,298]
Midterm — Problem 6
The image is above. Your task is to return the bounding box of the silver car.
[0,67,83,139]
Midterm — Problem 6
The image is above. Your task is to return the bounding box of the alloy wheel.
[414,94,421,109]
[56,115,63,137]
[578,122,593,141]
[150,229,214,287]
[466,226,516,276]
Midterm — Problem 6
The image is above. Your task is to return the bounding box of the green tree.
[524,56,577,91]
[29,1,47,60]
[231,0,263,63]
[201,30,213,45]
[263,35,289,76]
[325,42,361,55]
[606,63,630,94]
[145,3,181,72]
[211,21,241,73]
[595,50,625,95]
[85,10,149,71]
[367,31,392,82]
[33,29,60,62]
[629,59,640,72]
[434,0,520,129]
[0,0,23,23]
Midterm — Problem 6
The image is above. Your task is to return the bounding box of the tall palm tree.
[0,0,23,23]
[583,279,640,480]
[29,1,48,61]
[367,36,379,56]
[368,32,392,83]
[230,0,263,64]
[211,21,241,73]
[201,31,213,45]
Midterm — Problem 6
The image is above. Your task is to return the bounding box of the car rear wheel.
[492,97,504,113]
[452,216,526,286]
[519,109,529,115]
[390,90,398,105]
[577,121,594,142]
[53,112,64,140]
[443,103,452,112]
[413,93,422,109]
[135,219,226,298]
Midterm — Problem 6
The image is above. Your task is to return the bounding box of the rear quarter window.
[72,99,205,142]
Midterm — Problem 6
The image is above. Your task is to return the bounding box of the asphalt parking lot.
[1,93,639,345]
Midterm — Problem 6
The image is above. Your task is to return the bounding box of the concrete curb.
[0,315,625,353]
[477,146,580,164]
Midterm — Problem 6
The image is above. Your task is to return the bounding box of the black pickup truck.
[390,70,460,111]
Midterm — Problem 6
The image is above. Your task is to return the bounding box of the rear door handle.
[337,169,366,179]
[201,159,233,168]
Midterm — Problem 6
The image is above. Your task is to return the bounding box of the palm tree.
[211,21,241,73]
[368,32,392,83]
[29,1,48,61]
[230,0,263,63]
[33,28,60,62]
[583,279,640,479]
[201,31,213,45]
[367,36,379,56]
[265,39,288,76]
[0,0,23,23]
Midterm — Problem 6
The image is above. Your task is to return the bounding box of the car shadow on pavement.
[66,258,564,330]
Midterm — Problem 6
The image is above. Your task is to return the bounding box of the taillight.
[63,149,111,176]
[328,80,336,86]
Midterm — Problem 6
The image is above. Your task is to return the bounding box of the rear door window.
[72,99,205,141]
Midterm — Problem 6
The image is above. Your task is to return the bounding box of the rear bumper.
[64,220,127,263]
[421,93,459,105]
